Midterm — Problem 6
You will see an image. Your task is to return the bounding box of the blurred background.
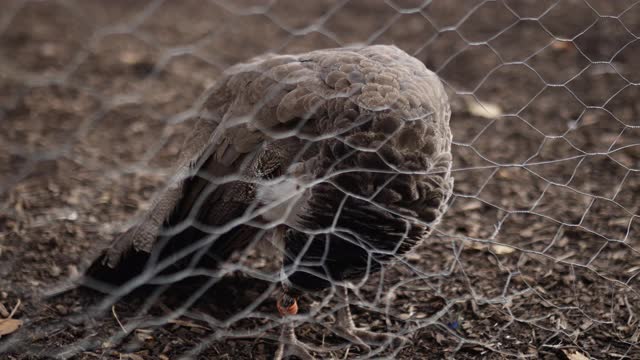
[1,0,639,358]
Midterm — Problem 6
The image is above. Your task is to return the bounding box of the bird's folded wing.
[88,52,308,273]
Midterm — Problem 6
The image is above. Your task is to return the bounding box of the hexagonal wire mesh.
[1,0,639,359]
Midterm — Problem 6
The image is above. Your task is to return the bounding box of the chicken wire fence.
[1,0,639,359]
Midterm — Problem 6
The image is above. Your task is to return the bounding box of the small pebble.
[55,304,68,315]
[50,265,61,277]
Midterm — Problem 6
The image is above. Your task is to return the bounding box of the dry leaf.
[121,353,144,360]
[466,241,515,255]
[0,318,23,336]
[562,349,590,360]
[460,201,483,211]
[119,50,145,65]
[491,244,515,255]
[466,241,488,252]
[135,329,154,342]
[626,266,640,274]
[551,40,571,50]
[465,98,503,119]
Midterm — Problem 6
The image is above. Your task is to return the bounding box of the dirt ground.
[1,0,640,359]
